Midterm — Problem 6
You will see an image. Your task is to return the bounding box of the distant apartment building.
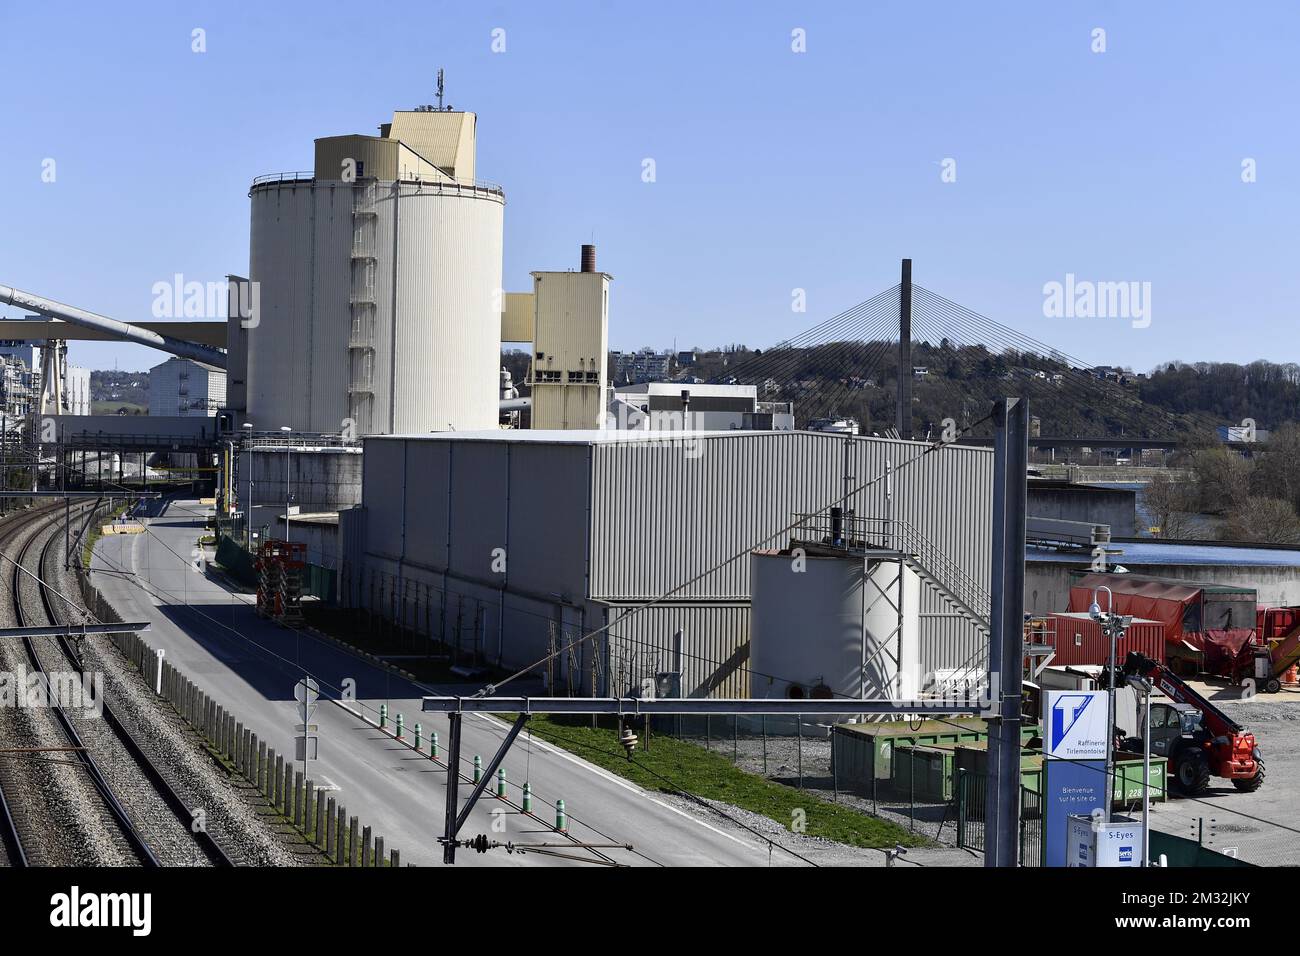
[611,348,673,384]
[149,357,227,417]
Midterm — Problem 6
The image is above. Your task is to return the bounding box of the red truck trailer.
[1067,571,1260,677]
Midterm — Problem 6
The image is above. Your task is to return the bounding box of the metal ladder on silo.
[348,180,379,432]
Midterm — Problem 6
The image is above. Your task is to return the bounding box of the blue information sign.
[1043,759,1107,867]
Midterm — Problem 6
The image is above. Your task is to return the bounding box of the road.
[90,497,811,867]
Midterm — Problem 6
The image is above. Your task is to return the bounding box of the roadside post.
[294,677,320,796]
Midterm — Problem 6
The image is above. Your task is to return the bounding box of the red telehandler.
[1113,651,1265,795]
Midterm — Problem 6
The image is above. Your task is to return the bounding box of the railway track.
[0,499,236,867]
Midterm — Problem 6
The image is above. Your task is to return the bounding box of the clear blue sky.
[1,1,1296,373]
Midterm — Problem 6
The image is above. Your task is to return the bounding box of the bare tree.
[1143,472,1199,539]
[1221,497,1300,545]
[1190,447,1252,514]
[1251,423,1300,512]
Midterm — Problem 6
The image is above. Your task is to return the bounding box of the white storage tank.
[750,549,921,701]
[246,113,504,437]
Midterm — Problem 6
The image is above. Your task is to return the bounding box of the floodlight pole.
[985,397,1027,867]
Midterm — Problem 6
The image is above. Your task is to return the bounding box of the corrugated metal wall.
[602,602,751,698]
[588,432,993,679]
[148,358,225,417]
[352,432,995,695]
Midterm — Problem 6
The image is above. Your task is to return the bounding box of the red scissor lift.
[255,540,306,625]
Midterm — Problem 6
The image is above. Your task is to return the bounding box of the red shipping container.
[1258,606,1300,642]
[1046,612,1167,667]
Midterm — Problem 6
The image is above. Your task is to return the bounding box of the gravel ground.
[1,503,308,867]
[0,508,135,865]
[58,518,304,866]
[30,520,212,866]
[1148,690,1300,866]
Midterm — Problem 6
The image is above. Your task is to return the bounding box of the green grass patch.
[81,503,129,566]
[92,401,146,415]
[514,714,932,850]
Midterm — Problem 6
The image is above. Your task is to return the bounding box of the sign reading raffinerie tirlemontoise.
[1043,690,1108,760]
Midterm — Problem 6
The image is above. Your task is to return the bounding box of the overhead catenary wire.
[476,406,999,699]
[910,285,1224,437]
[84,518,667,867]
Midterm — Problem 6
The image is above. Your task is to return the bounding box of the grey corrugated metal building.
[148,357,227,417]
[343,429,993,697]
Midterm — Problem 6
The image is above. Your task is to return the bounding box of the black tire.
[1175,752,1212,795]
[1265,678,1282,694]
[1232,764,1265,792]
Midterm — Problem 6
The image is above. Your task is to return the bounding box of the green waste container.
[891,744,957,801]
[832,717,1036,785]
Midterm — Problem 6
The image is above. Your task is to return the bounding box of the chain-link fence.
[648,714,980,846]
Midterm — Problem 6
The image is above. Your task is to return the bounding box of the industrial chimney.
[581,244,597,273]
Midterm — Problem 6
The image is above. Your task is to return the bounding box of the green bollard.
[379,704,387,730]
[395,713,404,740]
[473,755,482,784]
[555,799,567,833]
[431,731,440,761]
[496,767,506,798]
[413,723,422,751]
[522,782,533,814]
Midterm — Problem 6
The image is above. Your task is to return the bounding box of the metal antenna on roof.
[415,69,446,112]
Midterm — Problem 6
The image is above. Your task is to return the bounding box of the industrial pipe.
[0,284,227,369]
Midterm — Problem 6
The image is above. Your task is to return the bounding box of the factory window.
[356,161,365,178]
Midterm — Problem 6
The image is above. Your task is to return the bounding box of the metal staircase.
[794,512,991,635]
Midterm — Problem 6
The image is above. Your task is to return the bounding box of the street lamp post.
[1127,674,1153,866]
[280,425,292,543]
[1089,585,1132,824]
[241,423,254,549]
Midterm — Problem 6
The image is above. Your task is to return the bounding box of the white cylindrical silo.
[246,177,504,436]
[750,550,920,700]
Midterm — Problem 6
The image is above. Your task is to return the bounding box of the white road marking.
[335,699,754,852]
[99,520,762,861]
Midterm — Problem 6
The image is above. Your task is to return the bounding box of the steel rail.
[0,500,81,865]
[12,504,162,866]
[42,504,238,866]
